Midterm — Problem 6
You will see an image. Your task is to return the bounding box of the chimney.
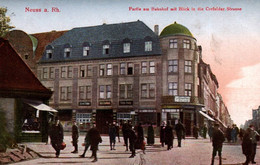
[198,45,202,58]
[154,25,159,36]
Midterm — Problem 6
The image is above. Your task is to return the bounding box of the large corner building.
[35,20,230,134]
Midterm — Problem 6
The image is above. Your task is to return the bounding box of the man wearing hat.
[211,123,225,165]
[242,124,260,165]
[50,116,64,157]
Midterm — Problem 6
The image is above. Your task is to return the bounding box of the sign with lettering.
[174,96,191,103]
[119,101,133,106]
[99,101,111,106]
[78,101,91,106]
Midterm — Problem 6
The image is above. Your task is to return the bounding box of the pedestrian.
[210,123,225,165]
[79,129,90,158]
[122,120,131,151]
[115,122,120,143]
[46,117,53,145]
[165,121,174,150]
[242,125,260,165]
[226,126,232,142]
[71,121,79,153]
[239,128,244,141]
[193,125,199,139]
[88,124,102,162]
[135,123,145,153]
[202,124,208,139]
[128,126,137,158]
[234,124,239,142]
[147,123,155,146]
[175,119,185,147]
[160,121,166,147]
[208,124,213,142]
[231,124,238,143]
[50,116,64,158]
[109,122,117,150]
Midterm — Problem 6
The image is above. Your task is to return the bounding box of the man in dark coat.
[160,121,166,147]
[88,124,102,162]
[202,124,208,139]
[147,123,155,145]
[226,126,232,142]
[211,123,225,165]
[109,122,117,150]
[115,122,120,143]
[128,127,137,158]
[165,121,174,150]
[193,125,199,139]
[175,119,185,147]
[79,129,90,158]
[50,117,64,158]
[242,125,260,165]
[71,121,79,153]
[135,123,145,153]
[122,121,131,151]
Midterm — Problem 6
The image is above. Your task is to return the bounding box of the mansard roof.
[39,20,161,63]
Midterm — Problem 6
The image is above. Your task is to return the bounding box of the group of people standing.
[48,117,102,162]
[48,117,259,165]
[122,121,146,158]
[160,119,185,150]
[226,124,240,143]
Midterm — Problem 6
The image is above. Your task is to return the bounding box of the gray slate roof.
[39,20,161,63]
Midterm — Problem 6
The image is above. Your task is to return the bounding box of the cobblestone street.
[13,135,260,165]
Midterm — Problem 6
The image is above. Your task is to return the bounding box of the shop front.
[162,105,201,136]
[20,99,57,142]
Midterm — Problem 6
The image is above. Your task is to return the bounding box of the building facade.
[8,20,233,135]
[37,21,162,133]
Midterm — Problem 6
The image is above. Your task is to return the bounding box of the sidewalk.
[14,135,260,165]
[17,135,147,165]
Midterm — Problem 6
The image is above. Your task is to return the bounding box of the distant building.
[5,30,67,74]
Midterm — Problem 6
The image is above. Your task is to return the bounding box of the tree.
[0,7,14,37]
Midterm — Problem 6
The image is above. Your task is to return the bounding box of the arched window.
[82,42,90,56]
[122,38,131,53]
[144,36,153,52]
[102,40,110,55]
[64,43,72,58]
[46,45,54,59]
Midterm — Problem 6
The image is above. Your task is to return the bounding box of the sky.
[1,0,260,126]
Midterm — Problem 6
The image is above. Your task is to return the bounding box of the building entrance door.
[184,112,192,136]
[96,109,113,134]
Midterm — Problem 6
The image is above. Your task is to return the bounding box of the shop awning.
[199,111,215,121]
[23,100,57,112]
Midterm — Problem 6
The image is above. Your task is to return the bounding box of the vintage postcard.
[0,0,259,164]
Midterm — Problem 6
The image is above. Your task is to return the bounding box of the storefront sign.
[119,101,133,105]
[78,101,91,106]
[174,96,190,103]
[99,101,111,106]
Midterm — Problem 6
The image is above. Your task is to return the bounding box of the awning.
[23,99,57,112]
[199,111,215,121]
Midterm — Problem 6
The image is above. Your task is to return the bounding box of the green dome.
[160,22,193,38]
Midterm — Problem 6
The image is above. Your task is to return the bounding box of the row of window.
[55,82,192,102]
[168,83,192,96]
[46,41,153,59]
[41,61,158,79]
[169,39,191,49]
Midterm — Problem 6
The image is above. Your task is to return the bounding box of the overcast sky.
[1,0,260,126]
